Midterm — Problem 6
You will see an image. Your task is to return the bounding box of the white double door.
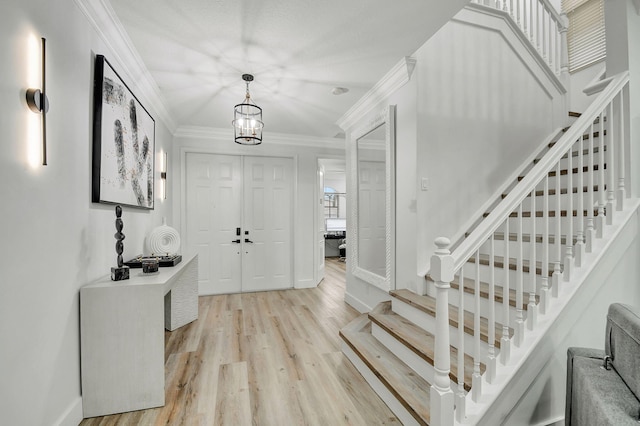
[186,153,293,295]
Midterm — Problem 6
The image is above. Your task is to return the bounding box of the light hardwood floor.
[80,258,400,425]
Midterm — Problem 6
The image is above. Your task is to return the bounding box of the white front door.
[241,156,293,292]
[185,153,293,295]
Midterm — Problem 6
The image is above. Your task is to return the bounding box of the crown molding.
[174,126,345,150]
[73,0,177,133]
[336,56,416,131]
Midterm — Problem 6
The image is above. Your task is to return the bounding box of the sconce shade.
[232,74,263,145]
[26,37,48,166]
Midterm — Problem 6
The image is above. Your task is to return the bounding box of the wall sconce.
[160,151,167,200]
[26,37,49,166]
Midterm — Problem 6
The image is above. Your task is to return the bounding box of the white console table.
[80,254,198,418]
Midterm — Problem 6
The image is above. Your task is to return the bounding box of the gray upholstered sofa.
[565,303,640,425]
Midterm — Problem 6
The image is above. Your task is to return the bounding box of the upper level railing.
[429,70,630,424]
[470,0,568,76]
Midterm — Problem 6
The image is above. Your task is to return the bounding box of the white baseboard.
[54,396,83,426]
[344,291,371,313]
[531,415,564,426]
[295,278,316,289]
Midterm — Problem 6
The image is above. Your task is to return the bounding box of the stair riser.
[391,297,493,361]
[371,323,459,392]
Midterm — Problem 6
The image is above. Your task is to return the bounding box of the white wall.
[566,63,606,114]
[0,1,173,425]
[344,5,568,312]
[171,130,344,290]
[343,73,418,311]
[414,7,566,284]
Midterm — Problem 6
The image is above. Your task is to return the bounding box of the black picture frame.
[92,54,155,209]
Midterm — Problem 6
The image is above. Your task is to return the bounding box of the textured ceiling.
[108,0,441,138]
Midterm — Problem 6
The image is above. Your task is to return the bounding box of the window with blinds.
[562,0,606,73]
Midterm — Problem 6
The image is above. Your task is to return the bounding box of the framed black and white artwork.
[92,54,155,209]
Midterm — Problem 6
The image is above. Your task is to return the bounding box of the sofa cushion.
[606,303,640,401]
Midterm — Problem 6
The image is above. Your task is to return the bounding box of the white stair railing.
[470,0,568,76]
[430,70,630,424]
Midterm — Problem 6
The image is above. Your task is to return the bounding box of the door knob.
[245,238,254,243]
[232,239,241,243]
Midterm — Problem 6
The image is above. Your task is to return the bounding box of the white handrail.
[539,0,564,27]
[450,70,630,272]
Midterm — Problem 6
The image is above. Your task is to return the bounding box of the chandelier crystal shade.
[233,74,263,145]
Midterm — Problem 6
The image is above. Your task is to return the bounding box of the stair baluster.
[564,143,574,281]
[472,248,483,401]
[515,204,525,346]
[455,268,466,422]
[607,102,616,225]
[617,91,626,210]
[501,219,511,364]
[586,123,596,253]
[487,236,497,382]
[597,111,606,237]
[528,188,538,329]
[576,136,586,267]
[552,162,562,298]
[541,176,551,314]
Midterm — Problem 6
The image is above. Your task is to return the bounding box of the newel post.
[430,237,455,426]
[559,14,570,79]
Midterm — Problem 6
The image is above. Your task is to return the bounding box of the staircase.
[339,2,636,420]
[341,69,634,422]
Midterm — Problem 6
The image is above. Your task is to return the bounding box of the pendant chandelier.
[232,74,263,145]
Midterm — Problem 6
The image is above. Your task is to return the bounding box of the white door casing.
[316,164,325,284]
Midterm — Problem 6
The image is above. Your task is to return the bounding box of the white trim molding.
[336,57,416,131]
[174,126,345,150]
[73,0,177,133]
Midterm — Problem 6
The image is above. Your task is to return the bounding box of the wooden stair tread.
[390,289,511,348]
[340,314,431,425]
[369,301,484,391]
[467,253,555,277]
